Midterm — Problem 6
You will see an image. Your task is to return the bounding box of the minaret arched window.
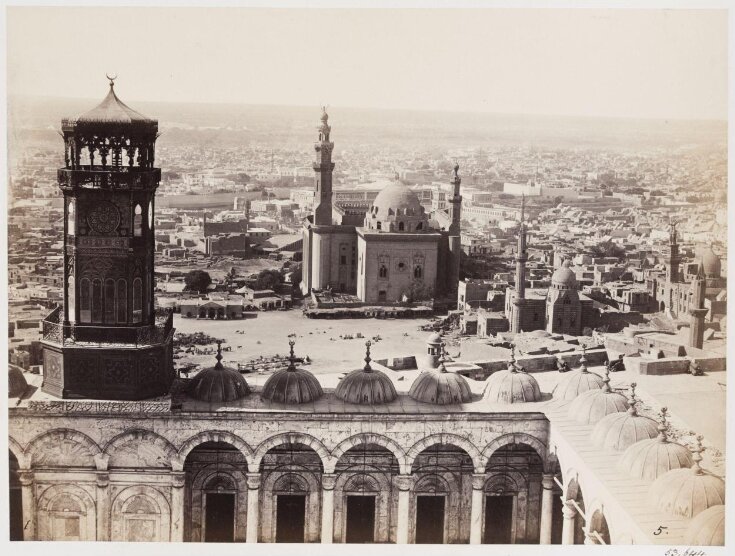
[134,204,143,237]
[67,276,75,324]
[379,265,388,279]
[67,200,75,235]
[148,201,153,229]
[91,279,103,323]
[80,278,91,323]
[104,279,116,324]
[117,279,127,323]
[414,265,423,279]
[132,278,143,323]
[376,221,382,231]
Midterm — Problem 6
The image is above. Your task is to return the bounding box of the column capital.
[395,474,414,492]
[471,473,487,491]
[18,469,35,487]
[96,471,110,488]
[562,501,577,520]
[171,471,186,489]
[542,473,555,490]
[584,530,598,545]
[321,473,337,491]
[246,472,262,490]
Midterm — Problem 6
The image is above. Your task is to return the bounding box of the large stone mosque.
[7,81,726,546]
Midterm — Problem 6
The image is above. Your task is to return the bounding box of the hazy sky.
[6,7,728,120]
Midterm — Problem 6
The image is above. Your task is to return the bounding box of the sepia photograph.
[2,2,730,553]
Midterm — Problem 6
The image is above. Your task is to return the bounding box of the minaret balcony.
[58,166,161,190]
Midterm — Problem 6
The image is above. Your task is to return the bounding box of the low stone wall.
[467,348,608,380]
[630,357,691,376]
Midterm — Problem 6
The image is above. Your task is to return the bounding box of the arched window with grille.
[91,279,103,323]
[132,278,143,323]
[116,279,127,323]
[379,265,388,279]
[79,278,91,323]
[67,276,76,323]
[104,279,116,324]
[414,265,423,279]
[134,204,143,237]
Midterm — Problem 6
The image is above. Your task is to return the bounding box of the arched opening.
[116,279,127,323]
[184,441,248,543]
[134,205,143,237]
[411,443,474,544]
[67,200,75,235]
[550,459,564,544]
[104,279,116,324]
[148,201,153,229]
[379,265,388,279]
[484,443,545,544]
[565,477,586,545]
[588,509,610,545]
[79,278,91,323]
[414,266,423,279]
[334,442,400,544]
[91,278,103,323]
[132,278,142,323]
[9,451,23,541]
[398,222,405,232]
[67,275,75,324]
[259,442,324,543]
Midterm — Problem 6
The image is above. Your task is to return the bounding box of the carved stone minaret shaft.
[313,107,335,226]
[511,195,528,334]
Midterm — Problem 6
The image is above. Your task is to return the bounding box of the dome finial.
[626,383,639,415]
[438,342,448,373]
[287,339,297,371]
[657,407,670,442]
[601,360,612,392]
[214,340,224,370]
[321,105,329,122]
[509,345,518,373]
[691,435,705,475]
[579,346,588,373]
[363,340,373,372]
[106,73,117,88]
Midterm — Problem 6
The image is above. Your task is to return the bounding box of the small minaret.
[447,163,462,296]
[312,107,335,226]
[666,220,681,284]
[688,262,708,349]
[511,195,527,334]
[448,162,462,234]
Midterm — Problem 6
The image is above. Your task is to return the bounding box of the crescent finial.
[106,73,118,87]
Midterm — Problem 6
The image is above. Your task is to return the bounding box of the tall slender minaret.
[312,107,335,226]
[511,195,527,333]
[447,163,462,295]
[665,220,681,317]
[688,262,708,349]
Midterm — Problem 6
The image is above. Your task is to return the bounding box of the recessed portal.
[415,495,445,544]
[345,495,376,543]
[204,493,235,542]
[275,495,306,543]
[483,495,513,544]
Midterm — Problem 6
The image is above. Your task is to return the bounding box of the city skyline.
[7,7,728,121]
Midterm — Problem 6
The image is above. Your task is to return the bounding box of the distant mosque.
[300,109,462,303]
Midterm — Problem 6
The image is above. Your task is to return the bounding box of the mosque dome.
[8,364,28,398]
[701,247,721,278]
[483,348,542,404]
[334,342,398,405]
[566,364,628,424]
[618,408,693,481]
[552,350,604,401]
[683,505,725,546]
[648,437,725,518]
[191,342,250,403]
[365,175,428,232]
[409,351,472,405]
[590,384,658,451]
[551,259,577,288]
[261,341,323,404]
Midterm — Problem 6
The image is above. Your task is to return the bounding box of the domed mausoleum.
[552,348,604,401]
[261,341,323,404]
[483,347,542,404]
[618,407,693,481]
[365,174,429,233]
[409,343,472,405]
[566,363,628,424]
[590,383,658,451]
[648,437,725,518]
[191,342,250,403]
[335,341,398,405]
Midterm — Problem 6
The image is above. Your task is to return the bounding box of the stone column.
[246,472,261,543]
[469,473,486,544]
[560,501,576,545]
[320,474,337,543]
[170,471,186,542]
[18,470,36,541]
[395,474,413,544]
[96,472,111,541]
[539,474,555,545]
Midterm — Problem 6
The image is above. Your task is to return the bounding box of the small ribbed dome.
[8,364,28,398]
[427,332,442,345]
[591,384,658,451]
[566,365,629,423]
[483,348,542,404]
[684,505,725,546]
[701,247,721,278]
[618,408,693,481]
[409,352,472,405]
[552,350,604,401]
[648,437,725,518]
[261,341,323,404]
[191,342,250,403]
[334,341,397,405]
[551,259,577,288]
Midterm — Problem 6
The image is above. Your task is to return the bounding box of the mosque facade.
[7,82,725,547]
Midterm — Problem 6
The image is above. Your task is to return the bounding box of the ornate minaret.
[688,262,708,349]
[41,77,174,400]
[446,163,462,296]
[448,162,462,234]
[511,195,528,333]
[666,220,681,284]
[313,107,335,226]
